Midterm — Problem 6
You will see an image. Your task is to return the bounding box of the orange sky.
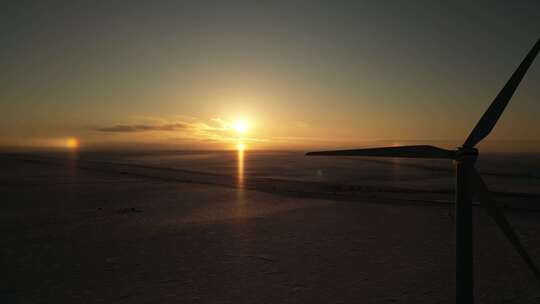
[1,1,539,152]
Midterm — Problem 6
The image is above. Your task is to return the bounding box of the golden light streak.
[236,140,246,215]
[237,146,245,187]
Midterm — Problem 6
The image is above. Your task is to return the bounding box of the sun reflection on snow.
[237,142,245,188]
[235,141,247,217]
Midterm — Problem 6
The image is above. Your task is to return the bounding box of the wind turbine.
[307,38,540,304]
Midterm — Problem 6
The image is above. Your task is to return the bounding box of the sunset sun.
[233,120,248,134]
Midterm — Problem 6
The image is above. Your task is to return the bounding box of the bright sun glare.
[237,142,246,150]
[66,137,79,149]
[233,120,248,133]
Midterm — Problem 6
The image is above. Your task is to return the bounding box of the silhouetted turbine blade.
[306,145,456,159]
[468,167,540,282]
[463,38,540,148]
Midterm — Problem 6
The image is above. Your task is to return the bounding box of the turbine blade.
[463,38,540,148]
[468,168,540,282]
[306,145,456,159]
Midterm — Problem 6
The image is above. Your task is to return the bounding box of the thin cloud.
[96,122,189,132]
[94,117,270,146]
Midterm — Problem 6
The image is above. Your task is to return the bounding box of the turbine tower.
[307,38,540,304]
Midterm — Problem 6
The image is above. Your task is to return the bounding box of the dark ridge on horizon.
[3,153,540,211]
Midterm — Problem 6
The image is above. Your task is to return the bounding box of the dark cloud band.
[96,123,188,132]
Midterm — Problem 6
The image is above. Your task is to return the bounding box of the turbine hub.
[455,147,478,163]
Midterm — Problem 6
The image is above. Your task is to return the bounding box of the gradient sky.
[1,0,539,151]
